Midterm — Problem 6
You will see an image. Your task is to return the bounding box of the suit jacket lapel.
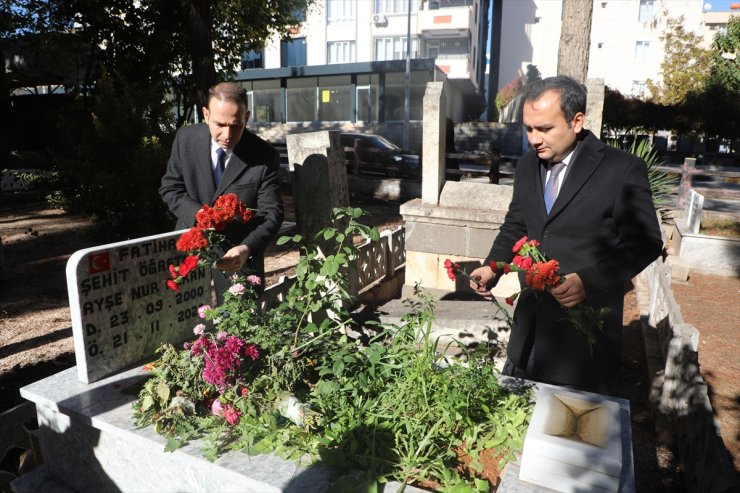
[546,132,604,220]
[197,128,217,202]
[213,154,247,199]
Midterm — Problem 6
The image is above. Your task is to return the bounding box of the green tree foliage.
[605,17,739,141]
[5,0,314,124]
[699,16,740,138]
[647,16,713,105]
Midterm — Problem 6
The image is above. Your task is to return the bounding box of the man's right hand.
[469,265,495,299]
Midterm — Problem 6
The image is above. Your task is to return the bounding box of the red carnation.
[512,236,529,254]
[166,279,180,292]
[488,261,498,275]
[513,255,532,270]
[178,255,199,278]
[176,228,208,252]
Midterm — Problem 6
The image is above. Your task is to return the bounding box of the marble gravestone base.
[11,366,427,493]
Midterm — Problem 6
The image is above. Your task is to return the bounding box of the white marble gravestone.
[685,189,704,234]
[519,386,624,492]
[66,231,211,383]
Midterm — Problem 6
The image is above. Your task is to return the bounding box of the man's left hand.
[216,245,250,272]
[550,273,586,308]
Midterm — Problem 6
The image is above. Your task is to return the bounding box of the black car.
[339,133,420,179]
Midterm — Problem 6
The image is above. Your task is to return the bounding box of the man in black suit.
[160,82,284,300]
[470,76,662,391]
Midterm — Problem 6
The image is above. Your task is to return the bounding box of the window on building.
[375,36,419,61]
[384,71,426,121]
[281,38,307,67]
[356,74,379,123]
[249,80,281,123]
[375,0,417,14]
[327,41,356,64]
[638,0,655,22]
[425,37,469,59]
[631,80,647,97]
[241,49,264,70]
[286,78,317,122]
[318,75,351,121]
[634,40,651,63]
[328,0,355,24]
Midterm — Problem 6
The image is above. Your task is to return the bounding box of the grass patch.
[699,218,740,238]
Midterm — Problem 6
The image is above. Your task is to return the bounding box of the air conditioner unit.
[372,14,388,25]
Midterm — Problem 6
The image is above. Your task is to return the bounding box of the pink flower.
[246,275,262,286]
[193,324,206,335]
[222,405,241,425]
[211,399,223,417]
[228,283,246,296]
[197,305,211,319]
[217,331,228,341]
[243,345,259,361]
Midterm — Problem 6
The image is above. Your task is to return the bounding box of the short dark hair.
[208,82,248,110]
[523,76,587,122]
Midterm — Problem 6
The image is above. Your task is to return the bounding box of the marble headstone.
[66,231,211,383]
[685,189,704,234]
[519,386,623,492]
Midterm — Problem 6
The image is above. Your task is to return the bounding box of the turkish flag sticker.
[88,252,111,274]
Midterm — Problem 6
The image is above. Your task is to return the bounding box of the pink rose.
[217,331,228,341]
[193,324,206,335]
[246,275,262,286]
[197,305,211,319]
[228,283,246,296]
[211,399,223,417]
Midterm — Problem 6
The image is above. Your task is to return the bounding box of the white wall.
[498,0,705,97]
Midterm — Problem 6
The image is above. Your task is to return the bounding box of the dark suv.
[340,133,420,179]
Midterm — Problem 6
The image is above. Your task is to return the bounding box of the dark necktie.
[213,148,226,187]
[544,162,566,214]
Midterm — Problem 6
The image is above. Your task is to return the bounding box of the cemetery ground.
[0,187,737,492]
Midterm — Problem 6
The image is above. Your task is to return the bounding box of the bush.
[44,70,175,238]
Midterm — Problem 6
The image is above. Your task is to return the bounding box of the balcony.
[425,0,474,9]
[418,1,474,36]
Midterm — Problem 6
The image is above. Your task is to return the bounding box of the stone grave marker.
[66,231,212,383]
[685,189,704,234]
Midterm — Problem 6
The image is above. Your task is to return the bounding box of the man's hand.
[216,245,250,272]
[469,265,495,300]
[550,273,586,308]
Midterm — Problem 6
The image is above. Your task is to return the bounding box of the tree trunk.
[0,37,12,163]
[557,0,593,83]
[188,0,217,117]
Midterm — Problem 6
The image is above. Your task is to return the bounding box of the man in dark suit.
[470,76,662,391]
[160,82,284,300]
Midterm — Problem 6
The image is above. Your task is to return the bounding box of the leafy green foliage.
[134,209,533,491]
[40,70,173,238]
[647,17,713,105]
[608,138,676,215]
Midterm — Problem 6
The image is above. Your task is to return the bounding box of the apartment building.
[498,0,736,98]
[237,0,488,123]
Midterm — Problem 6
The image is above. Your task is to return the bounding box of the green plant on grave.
[609,138,676,216]
[134,207,533,491]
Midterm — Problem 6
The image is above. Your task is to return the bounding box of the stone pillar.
[286,130,350,241]
[422,82,447,205]
[585,78,605,139]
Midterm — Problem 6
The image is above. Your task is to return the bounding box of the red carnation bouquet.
[445,236,609,349]
[167,193,255,291]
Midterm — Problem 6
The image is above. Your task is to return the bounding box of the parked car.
[340,133,420,179]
